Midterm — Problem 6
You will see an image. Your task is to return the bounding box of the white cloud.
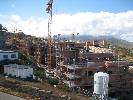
[10,15,20,22]
[0,11,133,42]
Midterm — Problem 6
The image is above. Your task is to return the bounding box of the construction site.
[45,38,132,99]
[44,0,133,99]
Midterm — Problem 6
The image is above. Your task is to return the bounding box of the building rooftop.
[0,50,16,53]
[4,64,31,69]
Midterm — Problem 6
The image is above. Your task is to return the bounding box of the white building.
[4,64,33,79]
[0,50,18,61]
[93,72,109,100]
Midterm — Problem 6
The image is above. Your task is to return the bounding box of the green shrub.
[33,68,46,79]
[47,77,59,85]
[57,84,70,92]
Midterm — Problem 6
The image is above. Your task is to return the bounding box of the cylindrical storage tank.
[94,72,109,95]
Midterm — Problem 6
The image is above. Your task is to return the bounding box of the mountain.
[0,22,132,50]
[59,34,133,49]
[95,36,133,49]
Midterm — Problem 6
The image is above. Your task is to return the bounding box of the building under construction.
[52,39,133,99]
[45,1,133,99]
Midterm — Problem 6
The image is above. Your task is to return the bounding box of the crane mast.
[46,0,53,70]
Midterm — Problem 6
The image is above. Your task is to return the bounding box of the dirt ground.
[0,76,91,100]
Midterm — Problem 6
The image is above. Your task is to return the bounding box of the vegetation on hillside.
[33,67,46,79]
[19,52,33,65]
[112,45,133,61]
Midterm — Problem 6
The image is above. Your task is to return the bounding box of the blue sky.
[0,0,133,19]
[54,0,133,13]
[0,0,133,42]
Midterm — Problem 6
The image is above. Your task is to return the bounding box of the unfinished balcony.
[65,72,81,79]
[63,80,77,87]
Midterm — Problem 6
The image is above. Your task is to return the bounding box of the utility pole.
[46,0,53,70]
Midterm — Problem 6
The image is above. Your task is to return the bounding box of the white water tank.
[94,72,109,95]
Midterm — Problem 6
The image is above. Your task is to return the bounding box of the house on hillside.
[0,50,18,61]
[4,64,33,79]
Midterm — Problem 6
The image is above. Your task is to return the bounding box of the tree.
[33,67,46,79]
[47,77,59,85]
[0,24,7,32]
[0,24,2,31]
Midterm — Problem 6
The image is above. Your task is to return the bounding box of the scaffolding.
[46,0,53,70]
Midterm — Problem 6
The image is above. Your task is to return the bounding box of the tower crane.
[46,0,53,70]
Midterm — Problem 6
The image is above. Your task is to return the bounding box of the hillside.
[60,34,133,49]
